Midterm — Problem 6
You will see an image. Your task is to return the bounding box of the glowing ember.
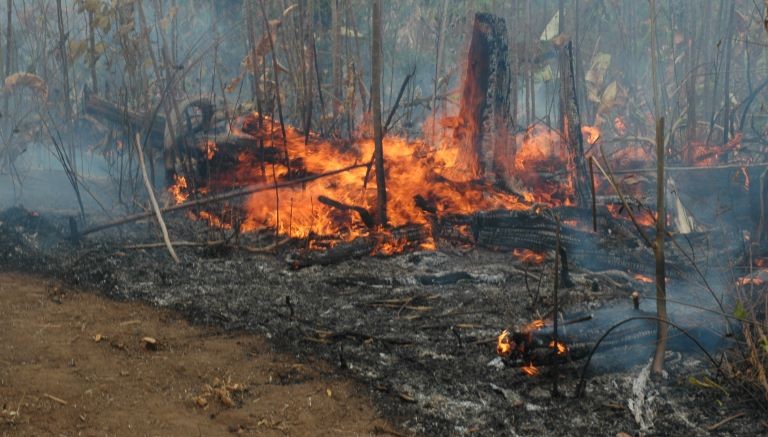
[581,125,601,145]
[512,248,546,265]
[606,204,656,228]
[496,329,512,357]
[521,363,539,376]
[204,140,218,160]
[548,340,567,356]
[634,274,653,284]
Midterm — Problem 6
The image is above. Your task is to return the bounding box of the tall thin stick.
[552,214,561,397]
[651,117,667,377]
[371,0,387,226]
[133,133,179,263]
[258,0,290,173]
[589,157,597,232]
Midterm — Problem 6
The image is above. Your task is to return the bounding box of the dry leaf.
[539,11,560,41]
[4,72,48,101]
[586,53,611,103]
[214,387,235,407]
[193,396,208,408]
[597,81,619,116]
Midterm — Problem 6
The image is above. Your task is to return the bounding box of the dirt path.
[0,273,394,436]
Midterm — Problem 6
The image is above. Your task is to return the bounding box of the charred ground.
[1,206,763,436]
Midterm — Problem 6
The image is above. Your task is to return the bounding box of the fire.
[169,175,189,204]
[606,204,656,227]
[167,112,577,247]
[581,125,601,145]
[634,274,653,284]
[513,124,566,172]
[756,258,767,268]
[523,319,545,332]
[203,140,218,160]
[548,340,567,356]
[521,363,539,376]
[512,248,545,265]
[496,329,512,357]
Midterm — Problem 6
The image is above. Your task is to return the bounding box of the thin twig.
[706,412,746,431]
[133,133,179,263]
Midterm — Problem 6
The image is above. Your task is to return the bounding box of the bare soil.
[0,272,394,437]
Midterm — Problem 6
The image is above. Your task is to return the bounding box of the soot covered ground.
[0,206,762,436]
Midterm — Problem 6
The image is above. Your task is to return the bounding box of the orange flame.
[548,340,567,356]
[169,175,189,204]
[606,204,656,228]
[496,329,512,358]
[634,274,653,284]
[204,140,218,160]
[512,248,546,265]
[581,125,601,145]
[171,112,578,244]
[523,319,545,332]
[521,363,539,376]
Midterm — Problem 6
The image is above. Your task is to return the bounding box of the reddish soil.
[0,273,395,436]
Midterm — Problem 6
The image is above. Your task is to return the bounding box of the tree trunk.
[371,0,387,226]
[454,12,511,183]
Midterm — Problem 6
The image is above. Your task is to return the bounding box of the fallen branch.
[43,393,68,405]
[77,163,368,237]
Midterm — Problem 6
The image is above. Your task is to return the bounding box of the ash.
[0,207,761,436]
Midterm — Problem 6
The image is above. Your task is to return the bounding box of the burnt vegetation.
[2,0,768,435]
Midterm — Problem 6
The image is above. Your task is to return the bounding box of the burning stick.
[76,163,368,238]
[317,195,375,228]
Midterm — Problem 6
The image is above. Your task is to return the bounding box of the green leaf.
[733,301,747,321]
[759,336,768,354]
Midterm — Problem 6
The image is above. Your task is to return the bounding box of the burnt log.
[82,88,165,145]
[453,12,511,183]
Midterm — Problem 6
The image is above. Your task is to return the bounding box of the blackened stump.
[455,13,511,183]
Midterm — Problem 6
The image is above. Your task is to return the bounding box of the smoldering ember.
[3,1,768,436]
